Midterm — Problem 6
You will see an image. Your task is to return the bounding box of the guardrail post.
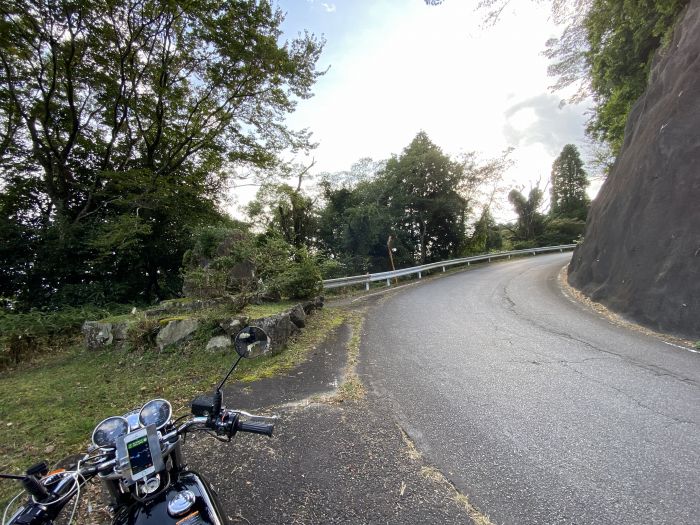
[365,281,370,291]
[488,257,491,262]
[386,278,391,287]
[467,261,470,266]
[560,248,563,252]
[442,266,445,272]
[508,255,511,259]
[532,251,535,255]
[418,271,422,279]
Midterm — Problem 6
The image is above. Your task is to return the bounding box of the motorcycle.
[1,326,275,525]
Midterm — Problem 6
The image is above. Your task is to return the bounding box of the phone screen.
[127,435,154,476]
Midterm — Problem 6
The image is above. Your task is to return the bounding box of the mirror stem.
[217,355,243,394]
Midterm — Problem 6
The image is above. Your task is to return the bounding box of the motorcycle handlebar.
[236,420,274,437]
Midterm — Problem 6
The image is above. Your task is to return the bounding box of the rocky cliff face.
[568,0,700,339]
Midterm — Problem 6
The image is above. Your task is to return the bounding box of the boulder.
[206,335,233,351]
[302,295,325,314]
[82,322,114,350]
[220,316,249,337]
[288,304,306,328]
[251,313,299,355]
[568,2,700,338]
[146,295,248,318]
[111,322,129,342]
[258,290,282,303]
[156,319,199,350]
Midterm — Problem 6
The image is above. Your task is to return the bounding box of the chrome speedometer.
[139,399,172,430]
[92,416,130,449]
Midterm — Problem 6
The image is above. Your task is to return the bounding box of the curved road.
[360,253,700,524]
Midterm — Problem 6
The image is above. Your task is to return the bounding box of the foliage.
[269,248,323,300]
[539,217,586,245]
[0,305,347,505]
[384,132,469,264]
[466,209,503,254]
[181,227,322,300]
[0,0,323,308]
[550,144,590,220]
[0,304,131,367]
[317,176,402,274]
[247,182,318,249]
[584,0,688,154]
[508,187,546,242]
[315,136,512,276]
[543,0,688,158]
[181,223,258,298]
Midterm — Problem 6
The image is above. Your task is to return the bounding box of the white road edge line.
[663,341,700,354]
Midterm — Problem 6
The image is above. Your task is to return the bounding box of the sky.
[231,0,599,221]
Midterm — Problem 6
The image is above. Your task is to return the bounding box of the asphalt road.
[360,253,700,525]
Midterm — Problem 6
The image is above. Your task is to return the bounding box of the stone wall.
[82,296,324,353]
[568,1,700,338]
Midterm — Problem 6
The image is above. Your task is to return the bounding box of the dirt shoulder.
[186,305,484,524]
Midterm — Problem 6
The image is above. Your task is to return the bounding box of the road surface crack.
[501,283,699,389]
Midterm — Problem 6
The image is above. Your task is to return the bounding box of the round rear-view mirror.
[234,326,270,359]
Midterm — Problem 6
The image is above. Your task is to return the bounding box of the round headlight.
[139,399,172,430]
[92,416,130,449]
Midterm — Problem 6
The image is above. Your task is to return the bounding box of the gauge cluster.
[92,399,172,449]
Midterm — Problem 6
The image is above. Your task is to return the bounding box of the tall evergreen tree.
[550,144,590,220]
[384,132,468,264]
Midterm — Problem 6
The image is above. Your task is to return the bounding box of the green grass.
[97,299,297,326]
[0,306,348,504]
[242,300,298,319]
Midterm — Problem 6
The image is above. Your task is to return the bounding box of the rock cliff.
[568,0,700,338]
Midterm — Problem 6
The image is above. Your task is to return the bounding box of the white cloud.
[262,1,597,219]
[321,3,336,13]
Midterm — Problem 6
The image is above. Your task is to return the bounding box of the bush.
[512,240,538,250]
[540,218,586,246]
[319,258,347,279]
[255,239,322,299]
[274,250,323,300]
[182,229,322,301]
[182,226,258,298]
[0,304,131,367]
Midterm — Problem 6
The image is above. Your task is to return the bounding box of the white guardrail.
[322,244,577,291]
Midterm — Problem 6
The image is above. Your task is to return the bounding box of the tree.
[385,132,468,264]
[247,183,318,250]
[317,175,401,275]
[467,208,502,254]
[0,0,323,307]
[543,0,688,158]
[508,186,545,243]
[550,144,589,220]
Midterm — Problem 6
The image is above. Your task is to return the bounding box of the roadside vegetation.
[0,0,689,504]
[0,305,349,504]
[1,0,684,356]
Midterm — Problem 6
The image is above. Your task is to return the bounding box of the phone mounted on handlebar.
[115,424,164,484]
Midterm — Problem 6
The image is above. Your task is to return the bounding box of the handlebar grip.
[236,420,274,437]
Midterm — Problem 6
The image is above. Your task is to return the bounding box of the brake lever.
[235,410,278,422]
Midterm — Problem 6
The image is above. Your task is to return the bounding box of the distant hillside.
[568,1,700,338]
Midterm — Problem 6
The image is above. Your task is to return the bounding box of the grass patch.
[0,306,341,505]
[241,300,298,319]
[321,310,366,404]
